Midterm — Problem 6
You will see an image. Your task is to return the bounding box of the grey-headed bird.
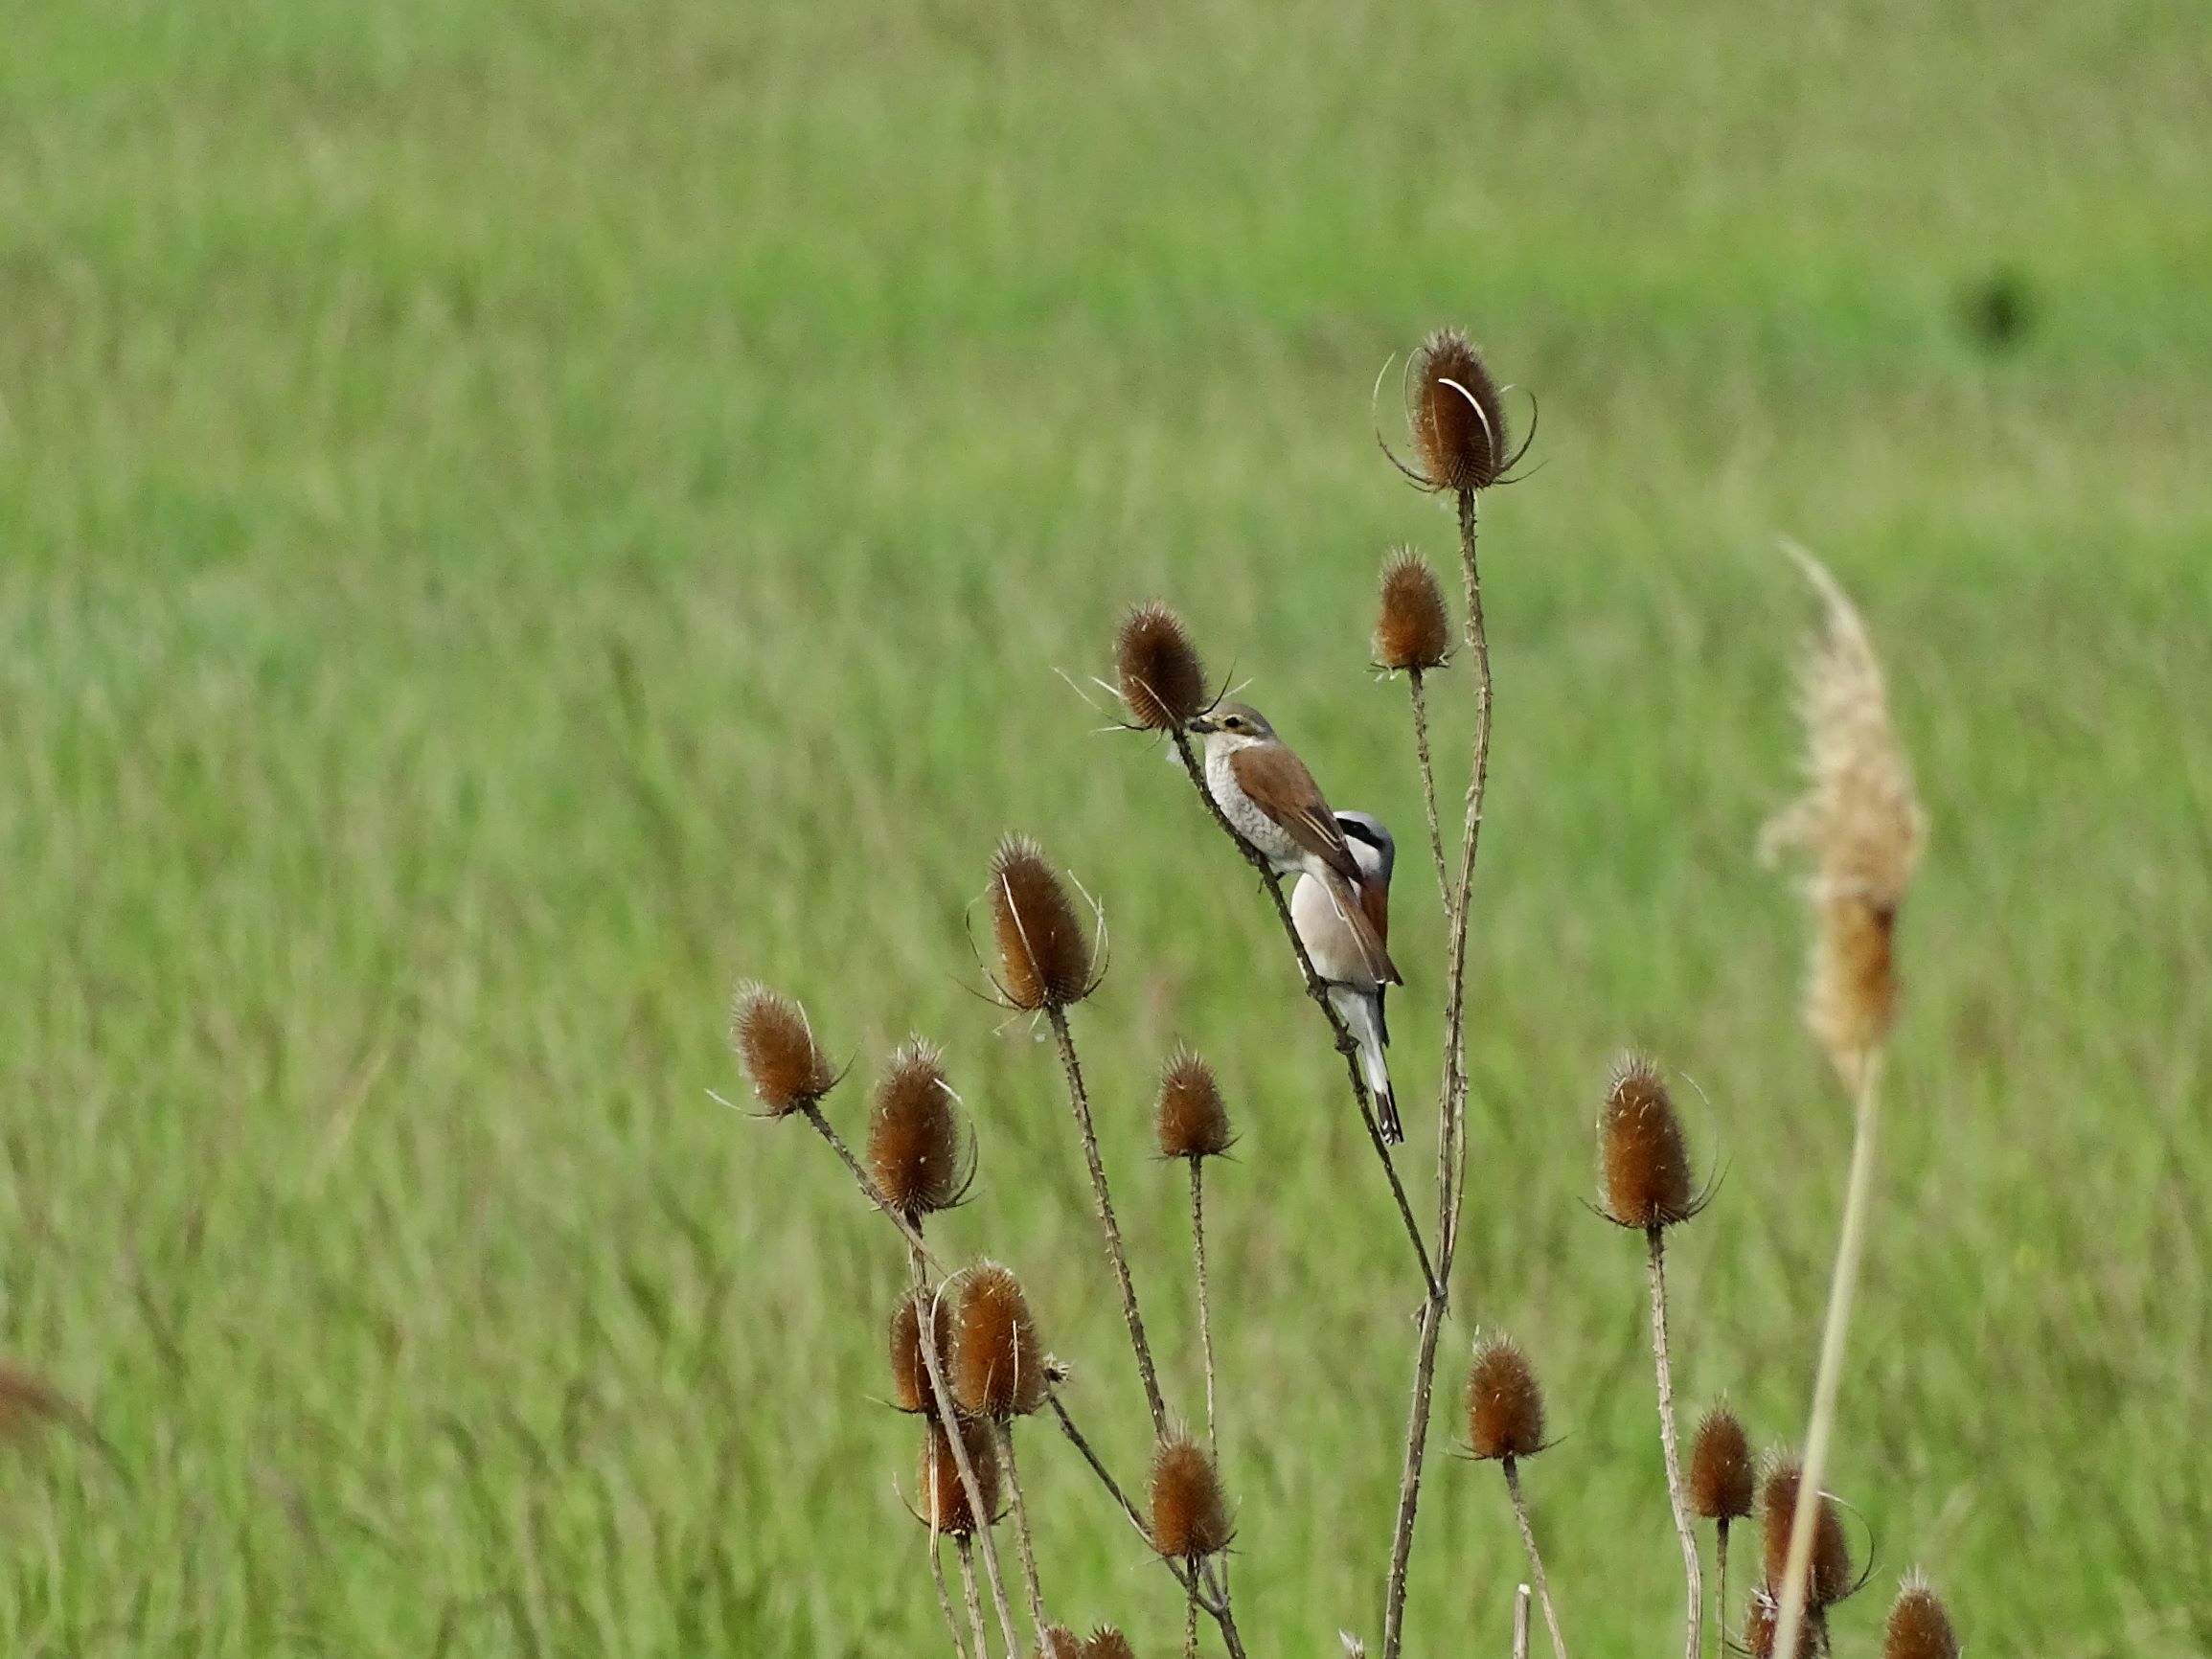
[1186,702,1405,1139]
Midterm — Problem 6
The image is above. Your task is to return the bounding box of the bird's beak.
[1185,713,1217,734]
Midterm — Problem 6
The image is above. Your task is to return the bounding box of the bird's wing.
[1359,870,1390,950]
[1229,745,1360,882]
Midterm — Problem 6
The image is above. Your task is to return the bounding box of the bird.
[1185,702,1405,1136]
[1290,811,1402,1143]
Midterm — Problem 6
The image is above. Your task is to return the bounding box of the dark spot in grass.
[1958,268,2035,352]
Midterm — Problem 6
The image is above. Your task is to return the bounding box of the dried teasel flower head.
[951,1261,1048,1420]
[866,1038,973,1218]
[1464,1334,1546,1461]
[987,834,1097,1011]
[1761,547,1927,1088]
[1882,1571,1961,1659]
[1373,547,1452,673]
[1155,1046,1234,1161]
[1761,1456,1855,1609]
[1082,1629,1136,1659]
[1148,1433,1234,1560]
[1404,327,1512,492]
[916,1416,1003,1536]
[1115,600,1210,733]
[1689,1403,1756,1522]
[1598,1052,1697,1229]
[728,982,836,1117]
[1034,1626,1083,1659]
[887,1288,953,1416]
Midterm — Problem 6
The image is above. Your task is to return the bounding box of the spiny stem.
[1378,1291,1446,1646]
[1502,1458,1567,1659]
[1045,1006,1167,1435]
[798,1103,947,1276]
[956,1537,991,1659]
[1184,1572,1199,1659]
[1714,1525,1731,1659]
[1648,1229,1703,1659]
[1513,1583,1532,1659]
[996,1424,1049,1648]
[1191,1158,1220,1465]
[1405,669,1451,908]
[917,1285,1021,1659]
[1771,1057,1883,1659]
[930,1534,971,1659]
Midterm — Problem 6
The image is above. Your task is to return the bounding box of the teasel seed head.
[916,1416,1003,1537]
[987,834,1098,1011]
[1083,1629,1136,1659]
[1761,1456,1855,1608]
[728,982,836,1117]
[1035,1626,1083,1659]
[1464,1334,1546,1461]
[1155,1046,1234,1161]
[1598,1052,1698,1229]
[1406,328,1511,492]
[1148,1433,1235,1561]
[1115,600,1211,733]
[1689,1403,1756,1522]
[1373,547,1452,673]
[866,1037,974,1218]
[1882,1571,1960,1659]
[888,1288,953,1416]
[951,1261,1049,1421]
[1760,547,1927,1088]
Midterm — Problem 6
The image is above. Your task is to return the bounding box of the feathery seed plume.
[1154,1047,1233,1160]
[1882,1571,1960,1659]
[1689,1404,1756,1521]
[988,835,1096,1011]
[917,1417,1003,1536]
[1465,1335,1546,1461]
[1761,549,1927,1086]
[1762,1458,1854,1608]
[952,1261,1049,1420]
[1148,1434,1234,1560]
[1115,601,1210,733]
[729,983,835,1117]
[1598,1052,1696,1228]
[866,1038,973,1217]
[1407,328,1511,492]
[1374,548,1452,672]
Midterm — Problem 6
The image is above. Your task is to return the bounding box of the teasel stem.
[1045,1007,1169,1436]
[1184,1570,1200,1659]
[1713,1524,1731,1659]
[1513,1583,1531,1659]
[929,1534,971,1659]
[917,1284,1021,1659]
[955,1538,992,1659]
[1772,1055,1884,1659]
[1171,732,1441,1302]
[795,1102,948,1277]
[1501,1457,1567,1659]
[1405,669,1451,907]
[1647,1228,1703,1659]
[1189,1158,1220,1464]
[995,1423,1050,1648]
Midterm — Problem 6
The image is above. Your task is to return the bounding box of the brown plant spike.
[989,834,1095,1011]
[866,1037,971,1217]
[1761,1460,1853,1608]
[1083,1629,1137,1659]
[1882,1572,1961,1659]
[1148,1435,1234,1560]
[1116,600,1210,732]
[888,1289,951,1416]
[1155,1046,1233,1160]
[729,983,834,1116]
[1744,1583,1815,1659]
[1689,1405,1756,1521]
[952,1261,1049,1421]
[1465,1336,1546,1462]
[1406,327,1511,491]
[918,1418,1004,1537]
[1374,547,1452,672]
[1599,1052,1696,1228]
[1035,1625,1083,1659]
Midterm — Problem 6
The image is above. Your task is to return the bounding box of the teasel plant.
[1463,1335,1565,1659]
[1689,1403,1755,1655]
[1154,1049,1235,1463]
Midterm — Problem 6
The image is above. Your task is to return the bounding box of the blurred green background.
[3,0,2208,1652]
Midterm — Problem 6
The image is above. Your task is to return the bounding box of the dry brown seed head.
[1374,547,1452,672]
[1115,601,1210,733]
[729,983,835,1117]
[1882,1571,1960,1659]
[951,1261,1049,1420]
[917,1417,1003,1536]
[1149,1433,1234,1560]
[1155,1046,1233,1160]
[1034,1626,1083,1659]
[988,834,1095,1010]
[1407,328,1511,491]
[1689,1404,1756,1521]
[1465,1335,1546,1461]
[866,1038,972,1217]
[888,1288,954,1416]
[1083,1629,1137,1659]
[1599,1052,1696,1229]
[1761,1458,1854,1608]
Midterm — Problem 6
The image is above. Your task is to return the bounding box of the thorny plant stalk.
[1713,1524,1732,1659]
[1404,669,1451,907]
[795,1102,948,1277]
[1045,1005,1169,1435]
[1190,1159,1220,1463]
[1513,1584,1531,1659]
[1647,1229,1703,1659]
[919,1287,1022,1659]
[928,1533,970,1659]
[1771,1056,1884,1659]
[1184,1574,1200,1659]
[955,1538,991,1659]
[1380,485,1493,1659]
[1170,731,1441,1302]
[995,1424,1050,1648]
[1502,1458,1567,1659]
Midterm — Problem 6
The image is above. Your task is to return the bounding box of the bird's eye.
[1223,716,1242,730]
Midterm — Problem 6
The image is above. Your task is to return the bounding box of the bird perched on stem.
[1291,811,1402,1141]
[1186,703,1404,1131]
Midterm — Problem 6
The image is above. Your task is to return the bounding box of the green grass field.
[4,0,2209,1651]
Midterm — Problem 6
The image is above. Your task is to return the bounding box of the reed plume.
[1116,600,1211,733]
[868,1038,975,1220]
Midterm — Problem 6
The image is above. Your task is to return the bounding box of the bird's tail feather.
[1334,988,1402,1145]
